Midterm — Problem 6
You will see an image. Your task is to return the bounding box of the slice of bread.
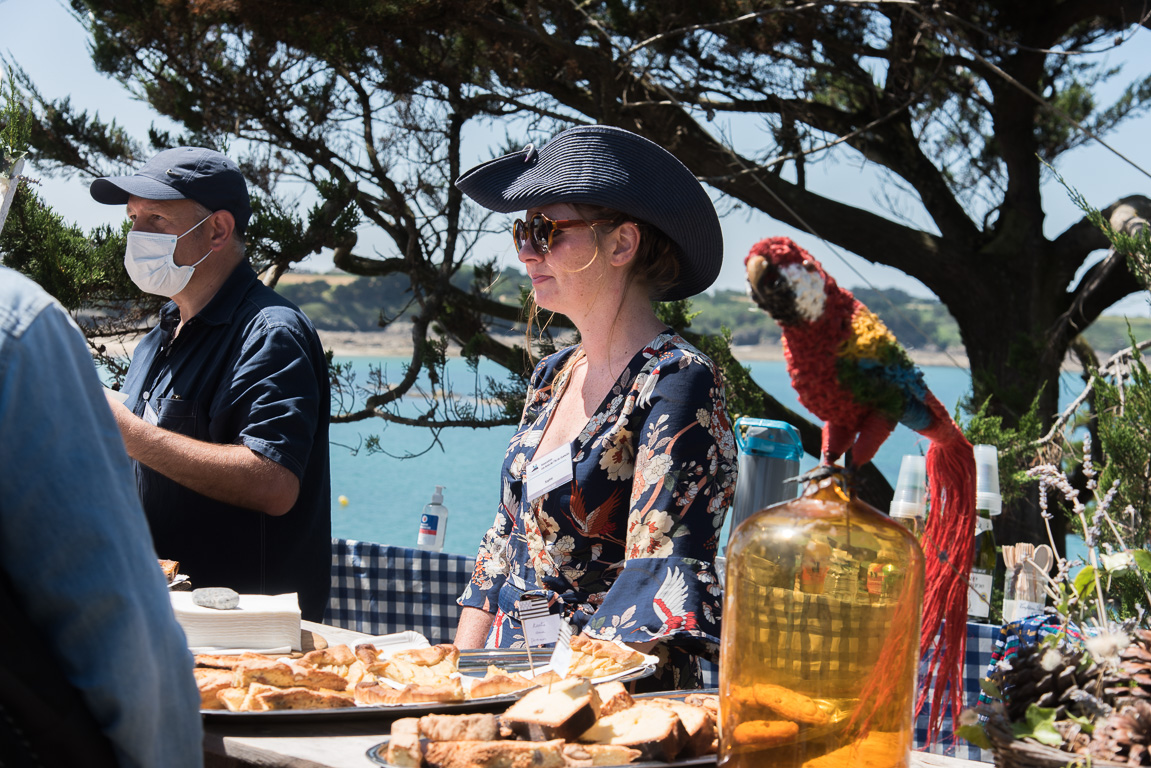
[418,713,500,742]
[561,742,643,766]
[502,677,601,742]
[423,738,566,768]
[386,718,424,767]
[579,703,687,762]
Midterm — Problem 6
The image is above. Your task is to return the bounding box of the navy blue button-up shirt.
[122,263,331,620]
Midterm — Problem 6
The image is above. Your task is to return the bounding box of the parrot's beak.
[746,252,782,307]
[746,253,771,288]
[746,252,803,325]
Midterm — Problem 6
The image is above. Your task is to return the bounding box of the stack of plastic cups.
[889,454,928,538]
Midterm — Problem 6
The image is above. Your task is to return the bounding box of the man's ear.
[208,210,236,249]
[607,221,641,268]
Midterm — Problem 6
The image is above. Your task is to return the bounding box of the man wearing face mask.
[91,147,332,621]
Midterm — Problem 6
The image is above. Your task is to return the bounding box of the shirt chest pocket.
[153,397,205,439]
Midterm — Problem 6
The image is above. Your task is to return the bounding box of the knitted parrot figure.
[745,236,976,742]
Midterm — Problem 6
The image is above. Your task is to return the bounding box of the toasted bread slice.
[418,713,500,742]
[423,739,566,768]
[561,742,643,766]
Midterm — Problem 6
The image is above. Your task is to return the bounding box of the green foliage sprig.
[1,69,31,164]
[1052,164,1151,288]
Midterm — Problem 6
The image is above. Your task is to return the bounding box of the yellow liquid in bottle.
[720,482,925,768]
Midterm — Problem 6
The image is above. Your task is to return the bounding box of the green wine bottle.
[968,445,1001,621]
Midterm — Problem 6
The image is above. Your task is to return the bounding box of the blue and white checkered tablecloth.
[913,621,998,763]
[324,538,475,645]
[322,539,998,762]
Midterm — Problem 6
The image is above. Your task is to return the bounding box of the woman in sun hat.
[452,125,737,689]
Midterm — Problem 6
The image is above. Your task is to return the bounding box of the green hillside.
[277,269,1151,357]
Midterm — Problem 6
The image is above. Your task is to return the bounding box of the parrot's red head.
[745,237,842,327]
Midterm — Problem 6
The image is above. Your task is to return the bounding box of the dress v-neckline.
[528,329,670,466]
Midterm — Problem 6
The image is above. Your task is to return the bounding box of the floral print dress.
[458,331,738,689]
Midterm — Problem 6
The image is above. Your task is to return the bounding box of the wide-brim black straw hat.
[455,125,722,301]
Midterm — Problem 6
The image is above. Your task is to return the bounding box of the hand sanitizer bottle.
[417,486,448,552]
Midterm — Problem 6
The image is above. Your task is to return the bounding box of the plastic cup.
[889,454,927,521]
[974,444,1002,515]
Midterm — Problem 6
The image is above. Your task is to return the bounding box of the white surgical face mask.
[124,213,214,297]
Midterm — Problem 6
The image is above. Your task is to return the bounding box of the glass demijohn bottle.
[720,471,925,768]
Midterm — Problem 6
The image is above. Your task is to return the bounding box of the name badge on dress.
[525,443,574,502]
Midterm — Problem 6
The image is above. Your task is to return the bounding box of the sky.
[3,0,1150,315]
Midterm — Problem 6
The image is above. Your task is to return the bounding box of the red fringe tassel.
[915,393,977,744]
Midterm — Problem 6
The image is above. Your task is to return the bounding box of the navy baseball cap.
[90,147,253,236]
[455,125,723,300]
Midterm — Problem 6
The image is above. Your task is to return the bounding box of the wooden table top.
[203,622,987,768]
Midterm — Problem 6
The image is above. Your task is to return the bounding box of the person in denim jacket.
[0,265,202,766]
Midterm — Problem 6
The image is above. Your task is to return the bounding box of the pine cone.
[1089,699,1151,766]
[991,644,1123,722]
[1119,630,1151,701]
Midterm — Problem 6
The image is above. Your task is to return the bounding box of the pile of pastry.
[383,678,719,767]
[197,643,511,711]
[195,636,648,712]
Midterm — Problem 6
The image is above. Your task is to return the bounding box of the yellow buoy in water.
[338,495,349,507]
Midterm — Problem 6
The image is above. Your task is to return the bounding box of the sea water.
[329,356,1087,557]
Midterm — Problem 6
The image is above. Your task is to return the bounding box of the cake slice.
[501,677,601,741]
[592,680,634,717]
[386,718,424,767]
[423,738,566,768]
[579,703,687,762]
[637,699,716,756]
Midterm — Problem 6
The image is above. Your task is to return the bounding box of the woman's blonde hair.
[522,204,682,371]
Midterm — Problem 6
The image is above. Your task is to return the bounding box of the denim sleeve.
[0,292,203,768]
[218,317,322,479]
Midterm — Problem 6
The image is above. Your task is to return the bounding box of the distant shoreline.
[96,327,973,368]
[313,330,974,369]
